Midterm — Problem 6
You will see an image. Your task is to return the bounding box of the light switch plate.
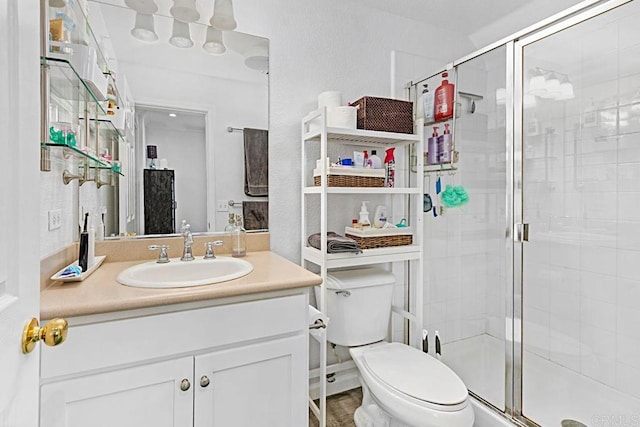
[48,209,62,231]
[216,200,229,212]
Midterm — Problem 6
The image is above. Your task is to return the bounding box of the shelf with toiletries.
[414,69,464,176]
[301,95,425,424]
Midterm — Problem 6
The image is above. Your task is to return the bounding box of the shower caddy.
[301,109,425,427]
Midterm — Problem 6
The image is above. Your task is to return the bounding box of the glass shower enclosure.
[413,0,640,425]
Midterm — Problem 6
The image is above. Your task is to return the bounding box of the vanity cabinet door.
[40,357,194,427]
[194,335,308,427]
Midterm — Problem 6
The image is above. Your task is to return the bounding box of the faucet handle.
[148,245,170,263]
[204,240,223,259]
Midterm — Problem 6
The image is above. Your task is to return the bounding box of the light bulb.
[169,19,194,48]
[203,26,226,54]
[131,13,158,42]
[210,0,237,31]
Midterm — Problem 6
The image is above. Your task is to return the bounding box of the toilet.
[319,267,474,427]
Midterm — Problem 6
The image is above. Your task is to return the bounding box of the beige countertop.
[41,251,322,320]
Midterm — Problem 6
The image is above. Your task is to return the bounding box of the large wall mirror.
[79,0,269,238]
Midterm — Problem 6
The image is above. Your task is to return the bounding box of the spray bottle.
[384,148,395,188]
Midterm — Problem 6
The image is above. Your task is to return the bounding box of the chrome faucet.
[180,220,195,261]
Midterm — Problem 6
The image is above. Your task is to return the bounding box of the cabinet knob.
[200,375,210,388]
[22,318,68,354]
[180,379,191,391]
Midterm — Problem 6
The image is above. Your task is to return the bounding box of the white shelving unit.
[301,108,425,427]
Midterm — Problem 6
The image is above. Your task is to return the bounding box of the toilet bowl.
[319,267,474,427]
[350,342,474,427]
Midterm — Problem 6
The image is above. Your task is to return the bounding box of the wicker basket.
[346,233,413,249]
[313,175,384,187]
[350,96,413,134]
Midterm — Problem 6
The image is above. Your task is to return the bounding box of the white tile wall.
[521,11,640,396]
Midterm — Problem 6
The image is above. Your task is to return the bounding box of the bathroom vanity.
[39,250,321,427]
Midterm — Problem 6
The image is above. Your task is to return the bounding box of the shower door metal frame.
[408,0,636,424]
[512,0,634,425]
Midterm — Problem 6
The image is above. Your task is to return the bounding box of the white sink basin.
[117,257,254,288]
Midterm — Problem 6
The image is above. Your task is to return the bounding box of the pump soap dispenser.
[358,201,371,227]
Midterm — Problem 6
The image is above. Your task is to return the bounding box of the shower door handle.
[515,223,530,242]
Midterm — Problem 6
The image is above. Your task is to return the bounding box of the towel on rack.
[242,201,268,231]
[244,128,269,197]
[307,232,362,254]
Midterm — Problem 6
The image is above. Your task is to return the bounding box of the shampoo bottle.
[435,72,455,122]
[427,126,439,165]
[438,123,452,163]
[422,84,436,123]
[373,205,388,228]
[384,148,395,188]
[369,150,382,169]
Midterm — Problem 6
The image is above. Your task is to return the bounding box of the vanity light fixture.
[131,13,158,42]
[528,68,547,97]
[203,26,226,54]
[210,0,237,31]
[169,19,194,48]
[170,0,200,23]
[556,75,575,100]
[542,72,561,99]
[125,0,158,14]
[169,113,177,117]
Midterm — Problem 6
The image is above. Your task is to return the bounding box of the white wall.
[231,0,475,262]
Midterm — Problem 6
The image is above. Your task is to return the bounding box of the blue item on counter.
[59,265,82,278]
[340,158,353,166]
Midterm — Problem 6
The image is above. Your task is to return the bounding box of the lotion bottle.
[427,126,439,165]
[435,72,455,122]
[438,123,452,163]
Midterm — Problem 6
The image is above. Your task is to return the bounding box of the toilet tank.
[315,267,396,347]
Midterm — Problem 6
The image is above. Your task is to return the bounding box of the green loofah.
[441,185,469,208]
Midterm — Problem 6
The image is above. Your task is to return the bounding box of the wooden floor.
[309,388,362,427]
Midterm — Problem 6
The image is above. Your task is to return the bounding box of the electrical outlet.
[216,200,229,212]
[48,209,62,231]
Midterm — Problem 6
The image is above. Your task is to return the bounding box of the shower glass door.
[518,1,640,425]
[430,45,509,412]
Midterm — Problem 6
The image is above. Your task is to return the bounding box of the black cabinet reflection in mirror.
[144,169,176,234]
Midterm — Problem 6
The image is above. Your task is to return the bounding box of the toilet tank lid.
[325,267,395,290]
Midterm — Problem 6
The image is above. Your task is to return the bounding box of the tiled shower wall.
[423,46,507,345]
[522,8,640,398]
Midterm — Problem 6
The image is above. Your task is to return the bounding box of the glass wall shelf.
[44,57,108,117]
[42,142,109,169]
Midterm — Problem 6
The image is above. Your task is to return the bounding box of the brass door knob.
[22,317,68,354]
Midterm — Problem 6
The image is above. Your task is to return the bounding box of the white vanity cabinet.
[39,292,309,427]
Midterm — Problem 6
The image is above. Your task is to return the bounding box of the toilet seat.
[362,342,468,407]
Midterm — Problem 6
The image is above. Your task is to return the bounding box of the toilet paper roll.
[308,305,329,327]
[327,106,357,129]
[318,91,343,110]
